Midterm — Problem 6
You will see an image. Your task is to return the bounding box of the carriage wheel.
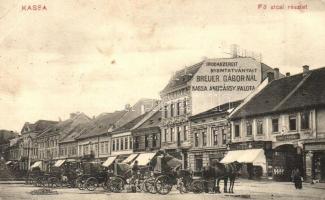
[155,175,172,195]
[85,177,98,191]
[76,177,85,190]
[48,177,60,188]
[110,177,124,193]
[144,177,156,194]
[190,180,204,194]
[103,179,111,192]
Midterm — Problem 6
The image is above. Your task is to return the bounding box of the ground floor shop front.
[304,139,325,182]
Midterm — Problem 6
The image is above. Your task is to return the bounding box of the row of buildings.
[2,56,325,182]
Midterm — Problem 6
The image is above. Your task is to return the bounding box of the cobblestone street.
[1,179,325,200]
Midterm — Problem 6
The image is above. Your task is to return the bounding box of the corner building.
[160,57,277,168]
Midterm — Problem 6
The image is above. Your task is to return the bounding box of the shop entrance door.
[273,144,303,181]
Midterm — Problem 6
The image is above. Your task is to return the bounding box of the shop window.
[125,138,128,150]
[116,138,120,151]
[152,134,157,147]
[246,121,253,136]
[164,129,168,142]
[129,137,133,149]
[195,155,203,171]
[234,124,240,137]
[300,111,310,130]
[256,119,263,135]
[134,136,139,149]
[145,135,149,148]
[272,118,279,133]
[100,142,104,154]
[105,142,109,153]
[289,115,297,131]
[194,132,199,147]
[120,138,124,150]
[213,129,218,145]
[222,129,227,144]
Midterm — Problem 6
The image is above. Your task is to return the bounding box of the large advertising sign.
[191,57,262,115]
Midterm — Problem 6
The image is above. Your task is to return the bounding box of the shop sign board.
[276,133,300,141]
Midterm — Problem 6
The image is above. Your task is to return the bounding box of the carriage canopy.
[131,152,156,166]
[30,161,42,169]
[54,159,65,167]
[102,156,117,167]
[154,154,182,172]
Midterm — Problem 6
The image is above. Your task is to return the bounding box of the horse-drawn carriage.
[47,159,80,188]
[75,160,111,191]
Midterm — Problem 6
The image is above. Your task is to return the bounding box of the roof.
[189,100,243,120]
[111,112,149,134]
[37,113,91,139]
[132,110,162,132]
[21,120,58,134]
[160,61,204,94]
[230,67,325,119]
[76,110,127,139]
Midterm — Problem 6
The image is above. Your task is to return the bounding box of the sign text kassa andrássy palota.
[192,60,259,92]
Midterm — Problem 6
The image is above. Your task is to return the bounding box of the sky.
[0,0,325,131]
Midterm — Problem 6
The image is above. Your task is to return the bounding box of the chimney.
[70,113,77,119]
[125,104,131,111]
[274,68,279,79]
[286,72,290,77]
[303,65,309,76]
[267,72,275,82]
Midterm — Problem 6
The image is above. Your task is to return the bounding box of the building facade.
[188,101,241,173]
[160,57,277,168]
[229,66,325,181]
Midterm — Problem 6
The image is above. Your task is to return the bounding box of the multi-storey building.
[36,113,90,171]
[160,57,277,168]
[132,105,162,153]
[188,100,241,173]
[19,120,57,170]
[228,66,325,181]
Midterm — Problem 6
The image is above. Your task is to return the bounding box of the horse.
[202,161,241,193]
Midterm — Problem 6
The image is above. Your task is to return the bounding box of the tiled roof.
[37,113,91,139]
[21,120,58,134]
[76,111,127,139]
[189,100,243,120]
[111,112,149,134]
[160,61,204,94]
[132,110,162,132]
[230,67,325,119]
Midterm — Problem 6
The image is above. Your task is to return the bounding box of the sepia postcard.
[0,0,325,199]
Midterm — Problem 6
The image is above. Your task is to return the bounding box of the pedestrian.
[131,160,140,193]
[291,168,303,189]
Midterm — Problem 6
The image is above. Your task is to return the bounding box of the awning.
[54,160,65,167]
[5,161,12,165]
[122,153,139,164]
[220,149,266,167]
[131,152,156,166]
[30,161,42,169]
[102,156,117,167]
